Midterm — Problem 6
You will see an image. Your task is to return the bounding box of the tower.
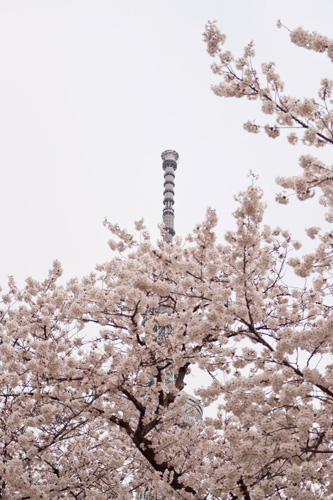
[135,151,202,500]
[161,150,179,243]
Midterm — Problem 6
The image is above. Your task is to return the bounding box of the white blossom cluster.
[204,21,333,149]
[0,174,332,499]
[289,26,333,61]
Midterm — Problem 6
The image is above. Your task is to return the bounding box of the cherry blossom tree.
[1,22,333,500]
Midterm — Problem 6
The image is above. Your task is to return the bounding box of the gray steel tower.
[135,151,202,500]
[161,150,179,243]
[161,150,203,423]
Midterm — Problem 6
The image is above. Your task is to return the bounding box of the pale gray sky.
[0,0,332,286]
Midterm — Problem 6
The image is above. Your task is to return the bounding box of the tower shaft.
[161,150,178,243]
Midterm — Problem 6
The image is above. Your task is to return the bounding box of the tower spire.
[161,150,178,243]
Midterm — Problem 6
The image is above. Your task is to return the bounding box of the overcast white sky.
[0,0,332,287]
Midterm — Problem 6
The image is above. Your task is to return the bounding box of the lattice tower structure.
[135,151,202,500]
[162,150,178,243]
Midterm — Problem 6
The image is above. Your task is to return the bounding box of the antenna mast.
[161,150,178,243]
